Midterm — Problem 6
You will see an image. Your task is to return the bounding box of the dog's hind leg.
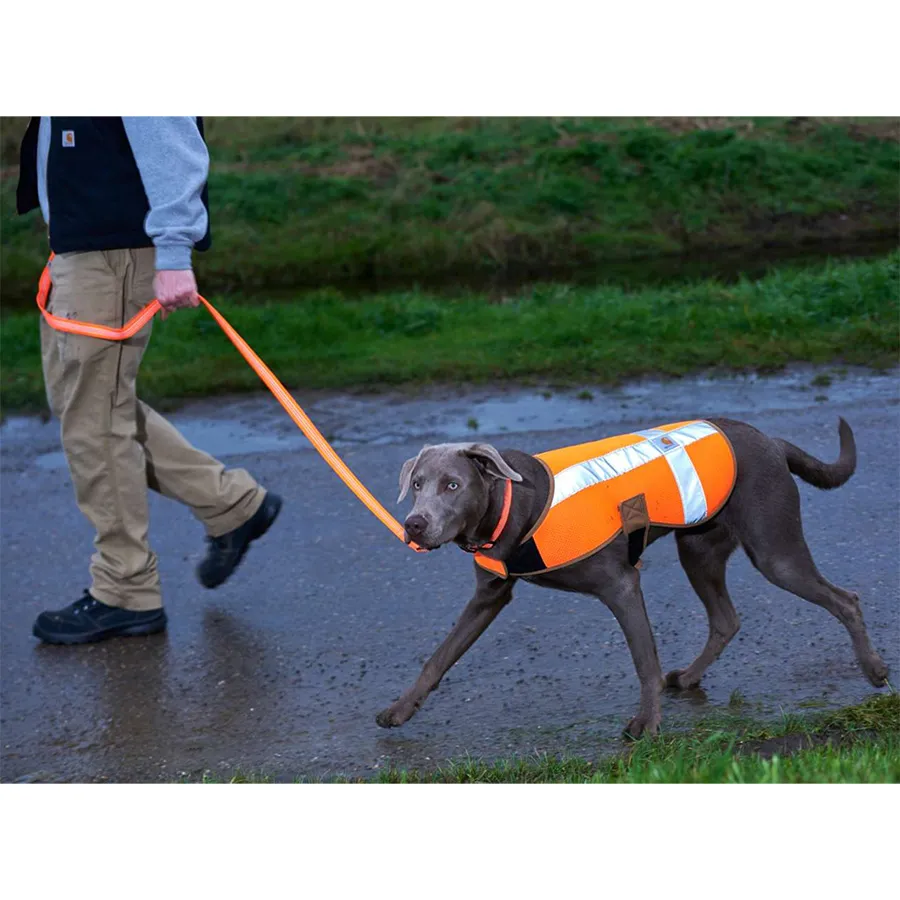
[666,523,741,690]
[737,480,889,688]
[594,563,665,739]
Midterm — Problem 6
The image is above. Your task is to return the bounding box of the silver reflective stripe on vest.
[662,439,708,523]
[550,421,718,523]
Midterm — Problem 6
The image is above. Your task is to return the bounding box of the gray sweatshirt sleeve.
[122,117,209,271]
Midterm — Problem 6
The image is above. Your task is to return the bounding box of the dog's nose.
[404,514,428,537]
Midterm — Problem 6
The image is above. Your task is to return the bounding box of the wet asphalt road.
[1,368,898,782]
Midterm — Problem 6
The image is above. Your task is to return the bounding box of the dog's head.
[397,443,523,549]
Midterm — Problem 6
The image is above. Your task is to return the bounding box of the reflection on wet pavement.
[3,364,896,473]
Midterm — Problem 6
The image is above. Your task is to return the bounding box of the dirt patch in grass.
[208,146,402,183]
[652,117,760,135]
[783,116,900,142]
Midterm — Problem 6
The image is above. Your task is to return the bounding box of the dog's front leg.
[376,569,514,728]
[595,564,665,739]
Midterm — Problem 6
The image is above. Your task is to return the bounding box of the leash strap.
[36,255,427,554]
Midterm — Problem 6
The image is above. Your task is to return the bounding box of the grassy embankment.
[1,252,897,413]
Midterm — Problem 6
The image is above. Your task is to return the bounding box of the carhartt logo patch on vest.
[475,420,737,578]
[62,130,75,148]
[653,434,677,453]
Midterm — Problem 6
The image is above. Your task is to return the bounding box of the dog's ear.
[397,445,431,503]
[462,444,523,482]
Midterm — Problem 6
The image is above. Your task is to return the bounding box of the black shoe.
[197,492,282,589]
[32,591,167,645]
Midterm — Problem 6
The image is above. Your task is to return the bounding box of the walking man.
[17,116,282,644]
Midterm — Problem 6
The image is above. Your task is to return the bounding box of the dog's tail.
[778,417,856,490]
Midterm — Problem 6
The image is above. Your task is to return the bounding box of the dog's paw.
[623,711,661,741]
[863,655,890,688]
[375,703,413,729]
[665,668,701,691]
[375,708,400,728]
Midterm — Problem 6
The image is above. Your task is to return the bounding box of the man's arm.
[122,116,209,271]
[122,116,209,311]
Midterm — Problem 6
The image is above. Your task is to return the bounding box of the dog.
[376,417,889,738]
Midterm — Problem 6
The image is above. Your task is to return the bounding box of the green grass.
[2,253,897,414]
[2,116,898,306]
[195,692,900,784]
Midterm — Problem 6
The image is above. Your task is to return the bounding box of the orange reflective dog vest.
[474,420,736,578]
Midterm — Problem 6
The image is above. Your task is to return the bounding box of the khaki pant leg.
[41,250,160,611]
[136,400,264,537]
[120,249,264,536]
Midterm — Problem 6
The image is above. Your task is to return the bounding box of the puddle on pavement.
[2,364,897,471]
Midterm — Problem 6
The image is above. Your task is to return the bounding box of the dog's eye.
[447,481,459,491]
[413,480,421,491]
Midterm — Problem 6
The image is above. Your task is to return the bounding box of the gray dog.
[376,417,889,738]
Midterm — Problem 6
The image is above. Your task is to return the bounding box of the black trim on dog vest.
[620,493,650,567]
[505,538,547,576]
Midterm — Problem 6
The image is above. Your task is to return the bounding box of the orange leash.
[36,255,426,553]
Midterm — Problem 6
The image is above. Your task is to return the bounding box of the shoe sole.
[197,493,283,589]
[32,614,168,646]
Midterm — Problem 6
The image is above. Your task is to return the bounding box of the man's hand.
[154,269,199,319]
